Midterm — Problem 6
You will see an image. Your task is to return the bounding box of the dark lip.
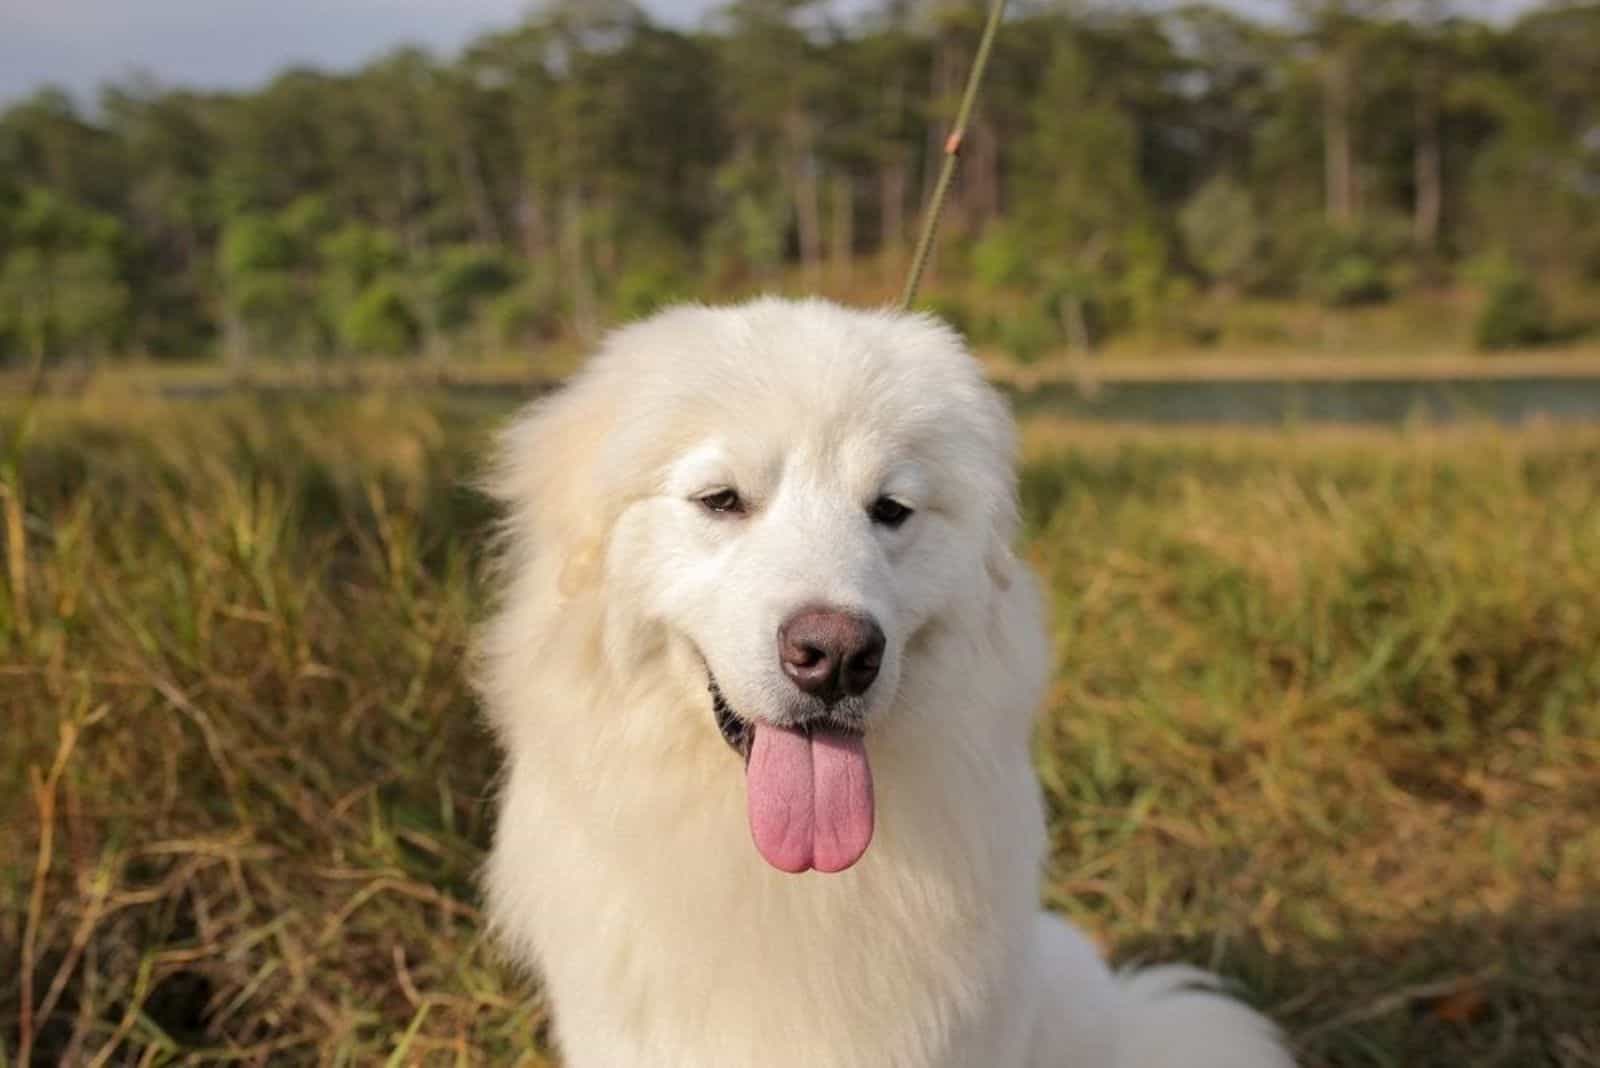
[708,675,753,761]
[707,673,865,764]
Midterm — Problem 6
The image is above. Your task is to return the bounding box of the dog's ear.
[972,383,1023,594]
[484,377,621,598]
[984,491,1020,593]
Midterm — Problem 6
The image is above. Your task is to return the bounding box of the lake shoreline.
[9,351,1600,426]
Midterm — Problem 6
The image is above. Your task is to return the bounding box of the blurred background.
[2,1,1598,1065]
[1,0,1598,377]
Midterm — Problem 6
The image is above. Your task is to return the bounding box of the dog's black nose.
[778,608,885,705]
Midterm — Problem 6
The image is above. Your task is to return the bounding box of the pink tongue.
[746,723,874,874]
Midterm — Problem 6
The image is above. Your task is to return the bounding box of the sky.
[0,0,859,105]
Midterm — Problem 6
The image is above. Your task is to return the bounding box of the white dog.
[475,298,1294,1067]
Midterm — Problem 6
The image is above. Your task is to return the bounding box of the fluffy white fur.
[475,298,1295,1068]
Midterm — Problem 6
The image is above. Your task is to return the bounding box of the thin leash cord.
[898,0,1010,312]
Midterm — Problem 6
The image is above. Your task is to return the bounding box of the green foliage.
[921,294,977,341]
[972,224,1116,356]
[1317,254,1390,307]
[320,224,402,294]
[489,280,565,348]
[972,226,1034,291]
[1117,224,1180,335]
[1461,70,1599,280]
[1304,224,1403,307]
[610,254,692,322]
[312,223,406,355]
[280,194,336,241]
[0,187,129,361]
[227,271,322,356]
[1180,175,1268,293]
[219,213,320,359]
[3,1,1600,360]
[340,280,422,355]
[998,304,1060,364]
[1473,259,1555,351]
[219,214,297,276]
[1006,30,1158,311]
[709,153,790,279]
[0,246,129,361]
[429,245,518,333]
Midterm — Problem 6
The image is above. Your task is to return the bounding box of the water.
[1001,376,1600,425]
[154,374,1600,425]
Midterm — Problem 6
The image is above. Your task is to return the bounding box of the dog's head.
[484,298,1026,872]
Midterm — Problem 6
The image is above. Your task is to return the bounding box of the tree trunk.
[879,155,908,264]
[781,111,824,282]
[830,174,855,285]
[517,182,550,265]
[968,114,1001,229]
[561,186,598,343]
[1323,49,1356,225]
[876,62,908,269]
[223,309,248,368]
[399,161,427,259]
[791,161,823,284]
[1059,294,1093,355]
[796,161,823,283]
[454,130,501,246]
[1413,72,1442,254]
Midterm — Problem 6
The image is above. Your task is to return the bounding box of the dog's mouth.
[709,676,754,759]
[706,671,875,875]
[708,675,866,759]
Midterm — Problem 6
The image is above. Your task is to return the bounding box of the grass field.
[2,393,1598,1065]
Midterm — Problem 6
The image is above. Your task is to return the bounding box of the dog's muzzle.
[708,672,866,763]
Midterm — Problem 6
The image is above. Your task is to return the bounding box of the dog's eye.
[698,489,746,516]
[869,496,913,528]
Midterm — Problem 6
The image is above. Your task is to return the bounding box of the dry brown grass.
[2,396,1596,1065]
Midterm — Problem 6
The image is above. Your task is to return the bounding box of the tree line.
[1,0,1597,365]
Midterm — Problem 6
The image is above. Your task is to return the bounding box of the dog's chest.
[492,745,1040,1067]
[568,850,1016,1065]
